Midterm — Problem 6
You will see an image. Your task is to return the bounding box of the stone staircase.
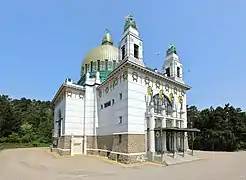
[154,153,203,166]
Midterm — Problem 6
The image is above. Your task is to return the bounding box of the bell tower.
[163,44,184,83]
[119,15,144,66]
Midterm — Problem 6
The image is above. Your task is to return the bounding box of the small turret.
[101,30,113,45]
[119,15,144,66]
[163,44,184,83]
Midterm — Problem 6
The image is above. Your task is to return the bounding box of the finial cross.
[105,29,110,33]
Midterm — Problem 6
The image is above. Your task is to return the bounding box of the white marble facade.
[52,15,191,159]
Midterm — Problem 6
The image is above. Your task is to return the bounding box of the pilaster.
[148,102,155,161]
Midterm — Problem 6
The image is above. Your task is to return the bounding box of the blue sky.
[0,0,245,109]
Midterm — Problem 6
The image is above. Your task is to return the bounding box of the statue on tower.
[124,14,137,31]
[166,43,177,55]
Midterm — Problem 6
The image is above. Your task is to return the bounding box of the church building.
[51,15,195,163]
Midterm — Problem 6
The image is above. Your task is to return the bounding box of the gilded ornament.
[156,80,160,89]
[144,76,150,85]
[147,86,153,95]
[169,93,174,102]
[159,89,164,99]
[132,72,138,82]
[165,84,169,92]
[178,96,183,104]
[123,71,128,80]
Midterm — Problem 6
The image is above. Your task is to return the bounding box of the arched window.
[90,61,93,72]
[152,94,172,115]
[85,64,88,73]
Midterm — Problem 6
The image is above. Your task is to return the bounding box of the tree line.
[0,95,53,147]
[0,94,246,151]
[187,104,246,151]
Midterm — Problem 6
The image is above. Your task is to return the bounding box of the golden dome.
[81,32,119,76]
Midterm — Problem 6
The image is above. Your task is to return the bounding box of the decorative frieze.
[174,87,177,95]
[144,76,150,85]
[165,84,169,92]
[123,71,128,81]
[155,80,160,89]
[79,93,84,99]
[132,72,138,82]
[66,91,72,97]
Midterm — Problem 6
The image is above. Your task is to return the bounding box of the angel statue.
[124,14,137,31]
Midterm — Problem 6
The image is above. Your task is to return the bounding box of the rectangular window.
[119,134,122,143]
[85,64,88,73]
[104,101,111,108]
[166,67,170,77]
[90,61,93,72]
[119,93,122,100]
[134,44,139,58]
[101,104,103,109]
[112,99,115,105]
[121,45,125,60]
[177,67,180,78]
[105,59,108,70]
[97,60,100,71]
[101,61,105,70]
[119,116,122,124]
[93,61,97,71]
[113,60,116,69]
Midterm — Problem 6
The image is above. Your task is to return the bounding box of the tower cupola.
[163,44,184,83]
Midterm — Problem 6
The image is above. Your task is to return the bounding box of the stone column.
[169,132,172,151]
[176,121,181,151]
[148,102,155,161]
[181,132,185,157]
[173,132,177,158]
[161,105,166,153]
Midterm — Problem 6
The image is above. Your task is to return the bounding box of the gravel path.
[0,148,245,180]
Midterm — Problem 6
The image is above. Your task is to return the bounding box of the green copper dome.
[124,14,137,31]
[78,31,119,85]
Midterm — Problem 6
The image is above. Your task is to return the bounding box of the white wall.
[84,85,95,136]
[127,67,188,132]
[64,87,85,136]
[97,72,128,135]
[53,92,65,137]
